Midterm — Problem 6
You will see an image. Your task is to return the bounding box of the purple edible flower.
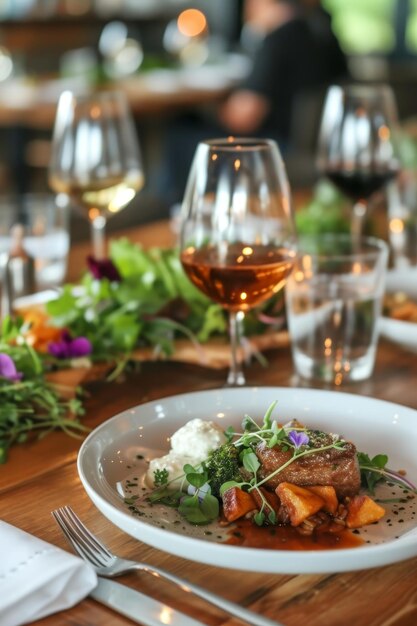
[288,430,309,449]
[48,331,92,360]
[0,353,23,381]
[87,255,121,282]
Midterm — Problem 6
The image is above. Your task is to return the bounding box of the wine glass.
[49,90,144,260]
[179,137,297,386]
[317,84,400,242]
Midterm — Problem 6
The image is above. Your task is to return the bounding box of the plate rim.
[379,315,417,351]
[77,386,417,574]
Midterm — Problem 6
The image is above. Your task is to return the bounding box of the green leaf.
[357,451,388,494]
[219,480,243,496]
[268,510,277,525]
[371,454,388,469]
[242,452,260,475]
[183,463,197,474]
[196,304,227,342]
[268,434,278,448]
[45,287,78,325]
[178,496,209,524]
[241,414,259,432]
[224,426,235,443]
[110,238,155,278]
[262,401,277,430]
[186,471,208,489]
[254,510,265,526]
[200,493,219,521]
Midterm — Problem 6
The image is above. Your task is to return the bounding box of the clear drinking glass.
[0,193,70,290]
[317,84,400,242]
[179,137,297,386]
[49,90,144,260]
[285,234,388,385]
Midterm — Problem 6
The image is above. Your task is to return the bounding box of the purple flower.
[48,331,92,360]
[288,430,309,449]
[0,353,23,381]
[87,256,121,282]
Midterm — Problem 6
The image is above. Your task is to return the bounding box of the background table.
[0,64,237,130]
[1,223,417,626]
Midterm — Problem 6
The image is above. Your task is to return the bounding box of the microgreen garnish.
[224,425,235,443]
[134,402,416,529]
[46,239,283,372]
[139,402,346,526]
[262,400,277,430]
[147,462,220,525]
[241,450,260,475]
[0,319,86,463]
[253,440,346,491]
[358,452,417,495]
[0,237,285,462]
[153,468,169,487]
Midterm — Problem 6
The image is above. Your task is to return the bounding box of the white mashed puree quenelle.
[145,418,226,488]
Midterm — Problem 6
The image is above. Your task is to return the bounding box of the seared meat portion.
[256,439,361,498]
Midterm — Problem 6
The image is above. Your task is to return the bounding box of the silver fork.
[52,506,283,626]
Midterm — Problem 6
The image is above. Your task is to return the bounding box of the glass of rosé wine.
[49,90,144,260]
[180,137,297,386]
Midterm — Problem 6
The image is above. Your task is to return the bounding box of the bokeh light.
[177,9,207,38]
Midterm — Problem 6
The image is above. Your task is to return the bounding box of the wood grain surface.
[1,222,417,626]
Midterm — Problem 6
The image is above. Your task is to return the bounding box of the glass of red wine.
[179,138,297,386]
[317,84,400,241]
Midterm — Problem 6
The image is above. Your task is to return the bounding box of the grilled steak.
[256,436,361,498]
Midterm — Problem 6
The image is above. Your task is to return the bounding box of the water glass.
[285,235,388,384]
[0,193,70,290]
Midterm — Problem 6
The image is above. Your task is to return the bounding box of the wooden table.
[2,223,417,626]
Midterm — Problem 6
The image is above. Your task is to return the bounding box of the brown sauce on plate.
[226,519,364,550]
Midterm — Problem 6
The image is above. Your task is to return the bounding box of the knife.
[90,577,205,626]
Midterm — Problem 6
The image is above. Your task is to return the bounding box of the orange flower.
[20,310,63,353]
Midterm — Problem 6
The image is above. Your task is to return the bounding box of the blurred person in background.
[219,0,348,142]
[161,0,348,206]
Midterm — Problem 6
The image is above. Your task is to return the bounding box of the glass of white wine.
[49,90,144,259]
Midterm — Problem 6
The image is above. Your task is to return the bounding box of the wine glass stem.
[352,200,367,245]
[91,215,107,260]
[227,311,245,386]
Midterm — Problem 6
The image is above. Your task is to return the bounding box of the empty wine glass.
[317,84,400,242]
[180,137,297,386]
[49,90,144,259]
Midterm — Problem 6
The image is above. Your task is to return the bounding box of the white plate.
[77,387,417,574]
[378,316,417,352]
[385,266,417,301]
[379,266,417,351]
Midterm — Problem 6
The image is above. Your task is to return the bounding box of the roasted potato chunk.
[346,495,385,528]
[307,485,338,515]
[276,482,325,526]
[222,487,256,522]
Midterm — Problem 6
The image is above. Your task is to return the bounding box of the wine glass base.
[226,370,246,387]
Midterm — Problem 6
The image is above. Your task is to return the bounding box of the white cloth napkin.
[0,520,98,626]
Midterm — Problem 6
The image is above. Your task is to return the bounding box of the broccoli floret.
[206,442,241,498]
